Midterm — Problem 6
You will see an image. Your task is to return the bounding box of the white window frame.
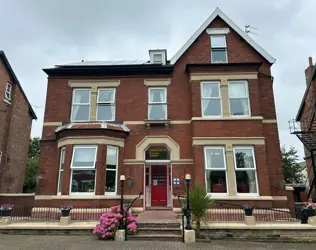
[148,87,167,120]
[233,146,259,196]
[201,81,223,117]
[69,145,97,195]
[70,88,91,122]
[96,88,116,121]
[204,146,228,196]
[228,80,251,117]
[211,35,228,63]
[150,52,166,65]
[5,82,12,102]
[105,146,119,195]
[57,147,65,195]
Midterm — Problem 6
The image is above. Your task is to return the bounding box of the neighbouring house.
[0,50,37,193]
[290,57,316,202]
[37,8,289,211]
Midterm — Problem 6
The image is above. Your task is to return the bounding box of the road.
[0,235,315,250]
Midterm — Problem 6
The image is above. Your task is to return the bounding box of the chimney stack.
[305,56,314,86]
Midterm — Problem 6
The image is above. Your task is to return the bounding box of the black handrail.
[174,193,186,242]
[124,191,142,241]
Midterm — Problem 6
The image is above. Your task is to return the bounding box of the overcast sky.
[1,0,314,159]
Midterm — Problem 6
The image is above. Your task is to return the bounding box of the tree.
[189,182,213,237]
[23,137,40,193]
[281,145,306,183]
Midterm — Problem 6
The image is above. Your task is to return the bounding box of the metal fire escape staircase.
[289,88,316,201]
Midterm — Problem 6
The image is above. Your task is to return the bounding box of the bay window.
[201,82,222,117]
[97,88,115,121]
[211,35,227,63]
[71,89,91,121]
[204,147,227,194]
[57,147,65,194]
[105,146,118,194]
[233,147,258,195]
[228,81,250,116]
[148,88,167,120]
[70,146,97,194]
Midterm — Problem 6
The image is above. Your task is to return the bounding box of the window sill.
[145,119,170,129]
[208,195,267,200]
[35,194,143,200]
[192,116,263,121]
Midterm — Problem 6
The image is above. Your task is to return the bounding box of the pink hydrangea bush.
[93,205,137,240]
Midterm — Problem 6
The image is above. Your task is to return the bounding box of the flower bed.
[93,205,137,240]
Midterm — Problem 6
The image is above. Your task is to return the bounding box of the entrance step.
[138,222,181,229]
[130,210,182,242]
[128,234,182,242]
[146,207,172,211]
[137,227,181,235]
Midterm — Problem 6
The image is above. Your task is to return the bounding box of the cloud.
[0,0,314,159]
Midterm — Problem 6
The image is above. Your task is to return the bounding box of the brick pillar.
[95,144,106,195]
[193,146,204,187]
[61,144,73,195]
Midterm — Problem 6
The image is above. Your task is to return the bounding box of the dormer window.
[211,35,228,63]
[149,50,167,65]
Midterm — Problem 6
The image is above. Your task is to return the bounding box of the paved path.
[0,235,316,250]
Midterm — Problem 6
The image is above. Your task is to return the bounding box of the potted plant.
[301,202,316,217]
[0,204,14,217]
[60,205,73,217]
[241,204,254,216]
[126,176,133,187]
[189,182,214,237]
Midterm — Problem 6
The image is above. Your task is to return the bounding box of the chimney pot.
[309,57,313,67]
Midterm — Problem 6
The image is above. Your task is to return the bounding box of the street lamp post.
[185,174,192,230]
[119,175,125,230]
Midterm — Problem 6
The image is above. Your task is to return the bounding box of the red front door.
[151,165,167,206]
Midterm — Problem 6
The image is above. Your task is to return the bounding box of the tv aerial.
[245,25,258,35]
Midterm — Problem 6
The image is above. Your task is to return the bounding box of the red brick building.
[37,8,288,211]
[0,50,37,193]
[291,57,316,202]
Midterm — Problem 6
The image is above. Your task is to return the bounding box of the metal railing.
[9,207,60,222]
[7,207,112,222]
[204,201,300,223]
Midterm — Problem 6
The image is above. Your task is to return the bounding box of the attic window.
[149,50,167,65]
[5,82,12,102]
[153,54,163,64]
[211,35,228,63]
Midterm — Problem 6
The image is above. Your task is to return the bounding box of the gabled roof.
[0,51,37,119]
[170,7,276,65]
[296,64,316,121]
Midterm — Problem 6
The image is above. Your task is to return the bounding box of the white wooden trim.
[105,145,119,195]
[201,81,223,117]
[233,146,259,196]
[206,28,230,35]
[204,146,228,195]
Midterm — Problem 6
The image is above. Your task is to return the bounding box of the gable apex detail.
[170,7,275,64]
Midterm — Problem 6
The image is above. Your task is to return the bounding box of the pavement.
[0,235,316,250]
